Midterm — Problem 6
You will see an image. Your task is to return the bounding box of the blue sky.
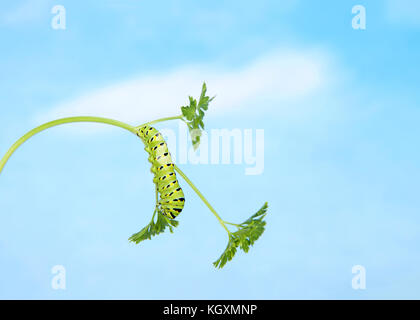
[1,0,419,299]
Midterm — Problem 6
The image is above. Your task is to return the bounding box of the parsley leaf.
[213,202,268,268]
[181,82,215,150]
[129,209,179,244]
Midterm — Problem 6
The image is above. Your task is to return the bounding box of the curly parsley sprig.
[213,203,268,268]
[128,209,179,244]
[181,82,215,150]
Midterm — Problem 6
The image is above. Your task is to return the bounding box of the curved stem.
[137,115,183,128]
[223,221,242,228]
[174,164,231,235]
[0,116,137,175]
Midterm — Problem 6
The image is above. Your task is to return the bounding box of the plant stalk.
[174,164,231,234]
[0,116,137,175]
[138,115,183,128]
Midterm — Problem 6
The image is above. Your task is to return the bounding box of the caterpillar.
[136,125,185,219]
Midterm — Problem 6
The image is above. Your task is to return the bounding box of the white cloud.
[386,0,420,27]
[38,48,334,132]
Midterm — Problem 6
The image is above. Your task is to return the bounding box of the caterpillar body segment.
[136,125,185,219]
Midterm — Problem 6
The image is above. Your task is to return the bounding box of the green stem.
[137,115,183,128]
[224,221,242,228]
[0,116,137,175]
[174,164,231,235]
[151,208,157,223]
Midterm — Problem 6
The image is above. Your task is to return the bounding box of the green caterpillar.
[136,125,185,219]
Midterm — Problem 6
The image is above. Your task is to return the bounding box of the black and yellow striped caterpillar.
[136,125,185,219]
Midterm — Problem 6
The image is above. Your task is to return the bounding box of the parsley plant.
[0,83,268,268]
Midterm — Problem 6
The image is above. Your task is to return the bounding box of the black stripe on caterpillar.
[137,125,185,219]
